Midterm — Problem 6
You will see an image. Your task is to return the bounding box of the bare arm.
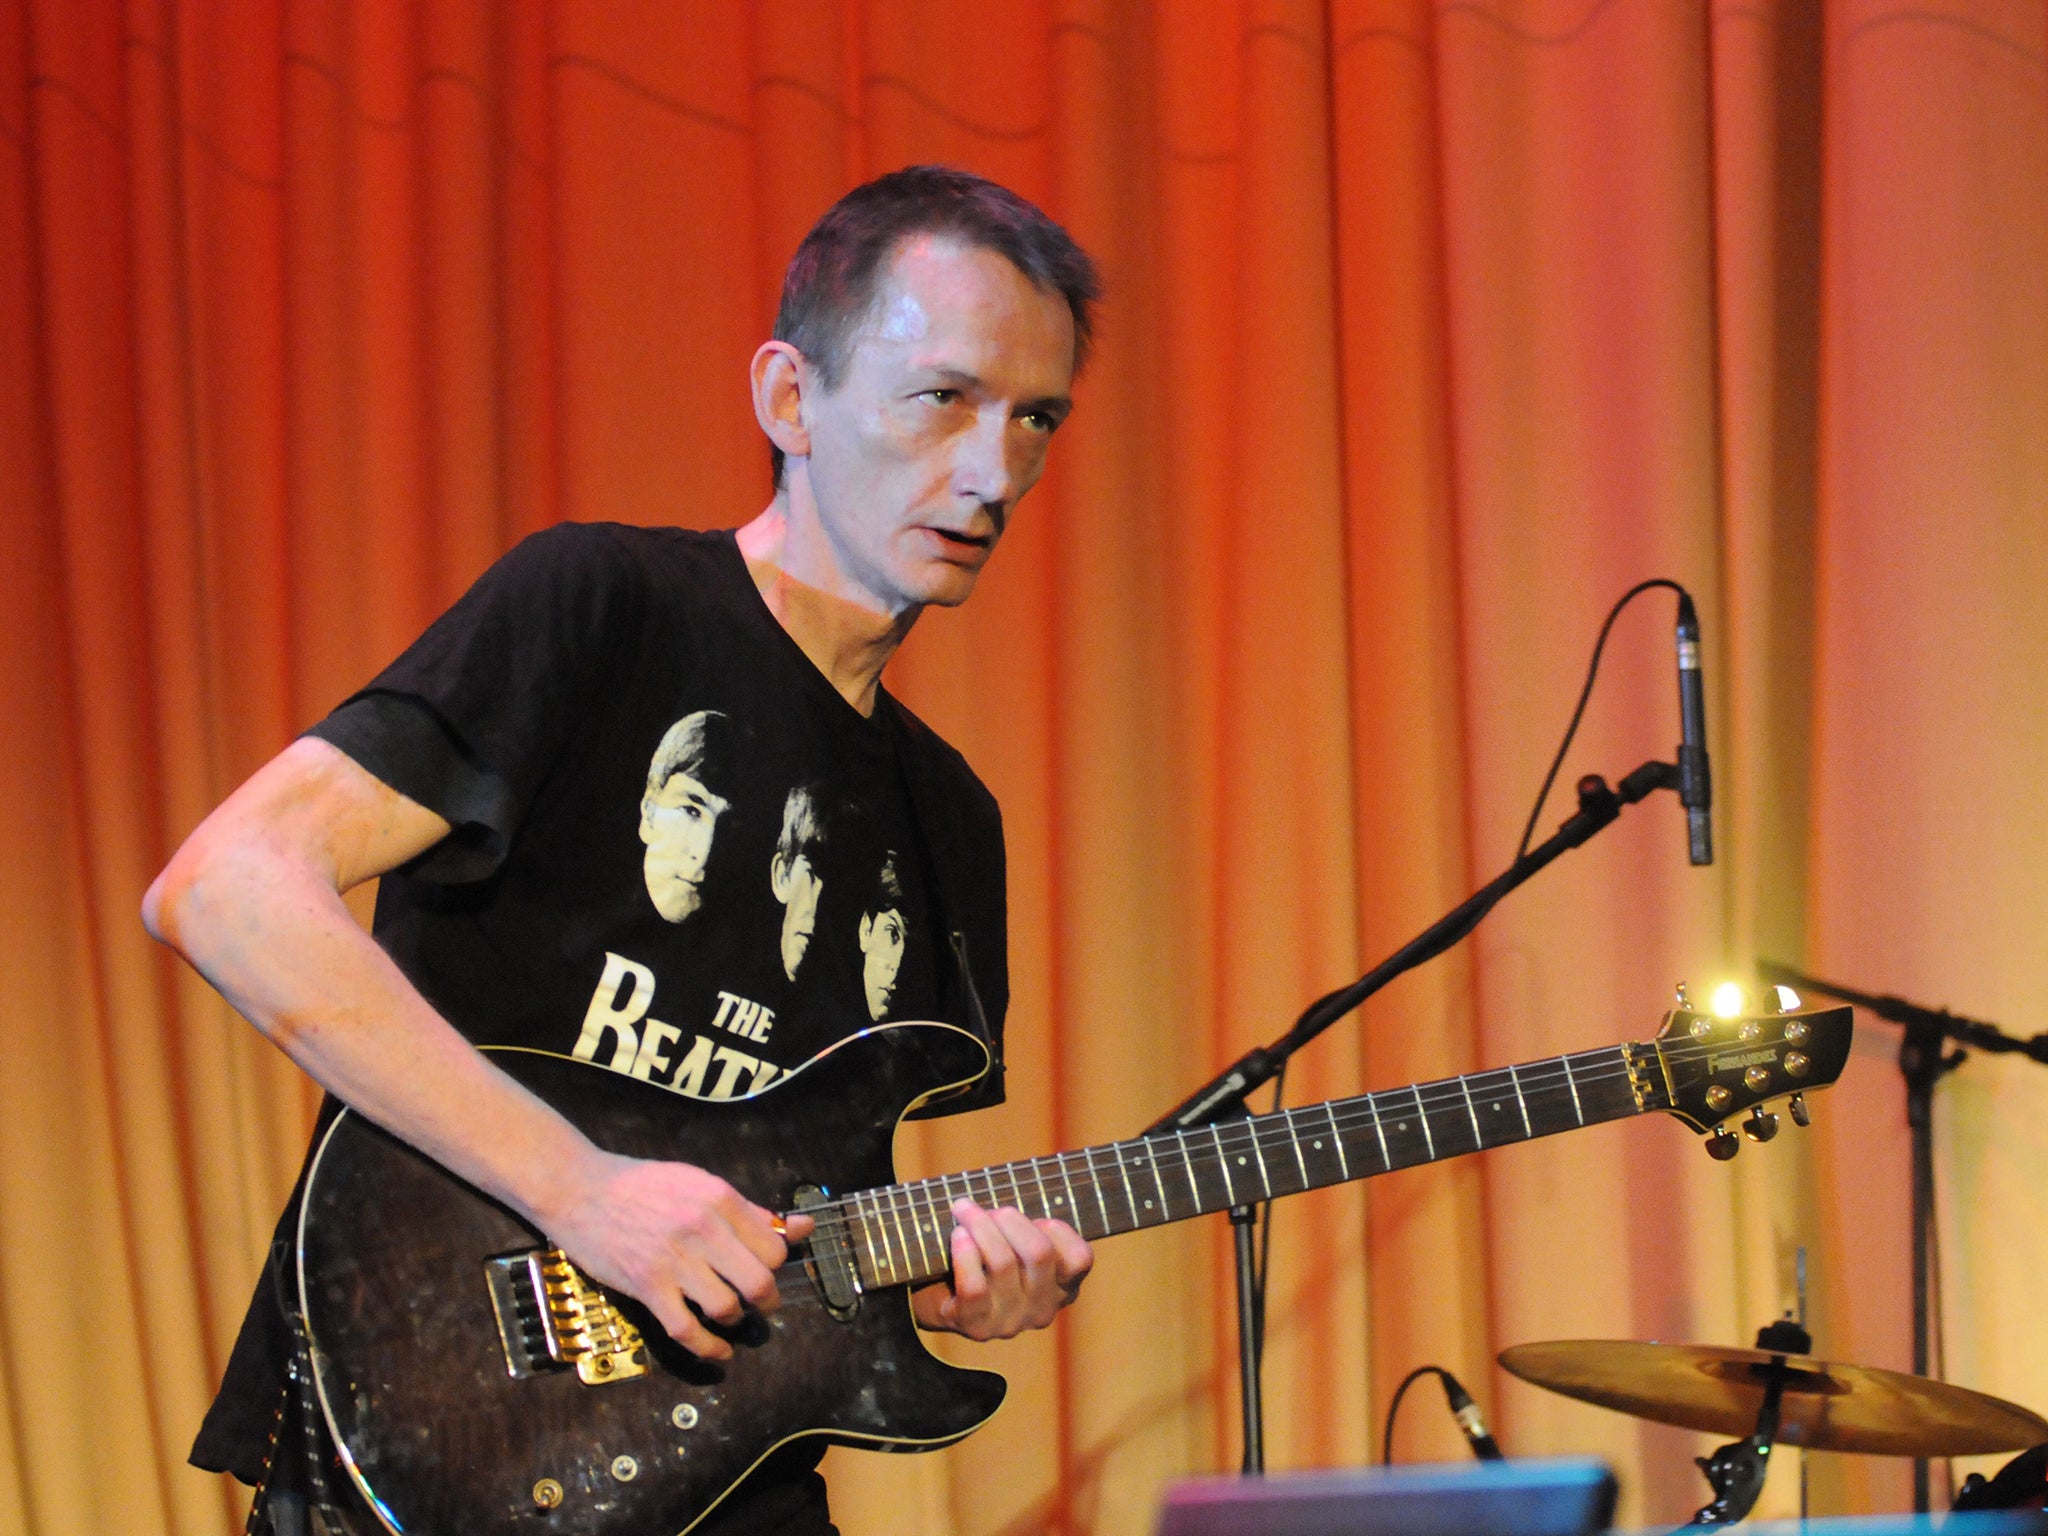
[143,736,805,1358]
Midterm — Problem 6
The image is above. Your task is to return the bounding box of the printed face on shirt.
[639,771,729,923]
[793,236,1077,613]
[859,906,907,1020]
[772,851,823,979]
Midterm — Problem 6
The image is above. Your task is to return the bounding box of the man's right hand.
[545,1154,814,1361]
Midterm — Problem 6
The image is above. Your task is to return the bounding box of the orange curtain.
[6,2,2047,1532]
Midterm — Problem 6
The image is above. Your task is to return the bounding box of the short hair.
[644,710,736,798]
[770,165,1102,487]
[868,852,905,914]
[775,784,829,864]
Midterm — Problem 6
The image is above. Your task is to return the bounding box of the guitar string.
[796,1031,1807,1242]
[792,1029,1828,1281]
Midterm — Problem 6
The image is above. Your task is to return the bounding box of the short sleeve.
[304,523,642,881]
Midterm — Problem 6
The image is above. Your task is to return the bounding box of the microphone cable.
[1382,1363,1505,1464]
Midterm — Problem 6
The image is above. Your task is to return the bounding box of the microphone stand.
[1753,962,2048,1514]
[1145,759,1688,1473]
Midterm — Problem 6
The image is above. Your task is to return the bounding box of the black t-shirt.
[192,524,1008,1532]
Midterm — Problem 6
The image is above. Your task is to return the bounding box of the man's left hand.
[911,1198,1092,1339]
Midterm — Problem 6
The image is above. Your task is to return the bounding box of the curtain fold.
[6,3,2046,1532]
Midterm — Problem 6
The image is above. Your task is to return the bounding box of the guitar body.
[297,1022,1006,1536]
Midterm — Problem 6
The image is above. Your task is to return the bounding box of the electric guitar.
[296,992,1851,1534]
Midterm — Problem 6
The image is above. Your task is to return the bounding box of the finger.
[679,1207,784,1314]
[954,1200,1020,1285]
[1038,1219,1095,1284]
[677,1256,751,1328]
[949,1205,990,1305]
[780,1210,816,1244]
[990,1206,1056,1289]
[719,1192,798,1270]
[645,1284,734,1361]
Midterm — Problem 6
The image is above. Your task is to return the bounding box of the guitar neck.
[834,1042,1662,1291]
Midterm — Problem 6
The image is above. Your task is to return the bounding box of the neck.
[736,502,917,716]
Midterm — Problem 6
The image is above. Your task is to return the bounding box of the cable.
[1382,1364,1450,1465]
[1250,1061,1289,1371]
[1515,579,1688,860]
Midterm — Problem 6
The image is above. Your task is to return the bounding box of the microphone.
[1675,592,1713,865]
[1440,1370,1506,1461]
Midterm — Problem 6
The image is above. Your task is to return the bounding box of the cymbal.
[1500,1340,2048,1457]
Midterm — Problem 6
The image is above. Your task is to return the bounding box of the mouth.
[925,526,996,557]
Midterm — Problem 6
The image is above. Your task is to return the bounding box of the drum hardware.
[1502,1327,2048,1526]
[1755,963,2048,1513]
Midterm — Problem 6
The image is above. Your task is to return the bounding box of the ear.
[858,911,875,948]
[751,341,811,465]
[771,851,792,901]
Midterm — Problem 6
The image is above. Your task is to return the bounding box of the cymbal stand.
[1687,1319,1812,1526]
[1756,963,2048,1513]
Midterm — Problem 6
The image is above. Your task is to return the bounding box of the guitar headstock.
[1645,984,1853,1157]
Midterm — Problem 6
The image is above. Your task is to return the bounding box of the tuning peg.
[1705,1126,1741,1161]
[1788,1093,1811,1128]
[1675,981,1693,1009]
[1744,1107,1780,1143]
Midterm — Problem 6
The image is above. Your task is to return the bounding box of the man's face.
[772,851,824,980]
[796,235,1077,613]
[639,771,729,922]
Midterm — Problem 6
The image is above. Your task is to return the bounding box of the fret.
[1078,1144,1110,1238]
[1247,1120,1273,1199]
[1283,1106,1309,1191]
[854,1191,887,1287]
[901,1183,933,1277]
[873,1190,905,1286]
[1148,1139,1172,1222]
[1460,1075,1484,1149]
[1055,1151,1079,1223]
[1175,1129,1200,1211]
[1023,1156,1053,1222]
[1328,1100,1354,1179]
[1368,1093,1391,1169]
[1113,1144,1141,1228]
[1508,1062,1533,1138]
[1211,1124,1236,1206]
[1411,1086,1436,1160]
[1560,1053,1585,1124]
[894,1183,931,1278]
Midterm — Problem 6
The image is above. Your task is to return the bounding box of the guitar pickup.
[484,1248,648,1385]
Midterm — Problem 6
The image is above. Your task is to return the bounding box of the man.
[145,166,1100,1536]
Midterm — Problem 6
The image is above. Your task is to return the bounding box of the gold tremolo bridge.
[483,1247,648,1385]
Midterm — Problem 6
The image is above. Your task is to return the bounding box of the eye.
[1018,408,1063,435]
[918,388,962,407]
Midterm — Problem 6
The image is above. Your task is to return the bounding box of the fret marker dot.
[1236,1157,1247,1166]
[1054,1196,1064,1205]
[1397,1123,1408,1131]
[1144,1199,1154,1208]
[1313,1140,1323,1149]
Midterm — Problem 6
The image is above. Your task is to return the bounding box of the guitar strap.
[245,1241,363,1536]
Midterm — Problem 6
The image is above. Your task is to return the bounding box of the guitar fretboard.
[822,1043,1658,1291]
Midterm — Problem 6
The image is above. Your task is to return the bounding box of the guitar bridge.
[484,1248,648,1385]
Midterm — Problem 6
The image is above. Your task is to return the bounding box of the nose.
[950,405,1016,513]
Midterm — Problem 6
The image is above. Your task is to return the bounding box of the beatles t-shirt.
[192,523,1009,1528]
[319,521,1007,1091]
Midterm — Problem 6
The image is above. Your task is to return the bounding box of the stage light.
[1709,981,1747,1018]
